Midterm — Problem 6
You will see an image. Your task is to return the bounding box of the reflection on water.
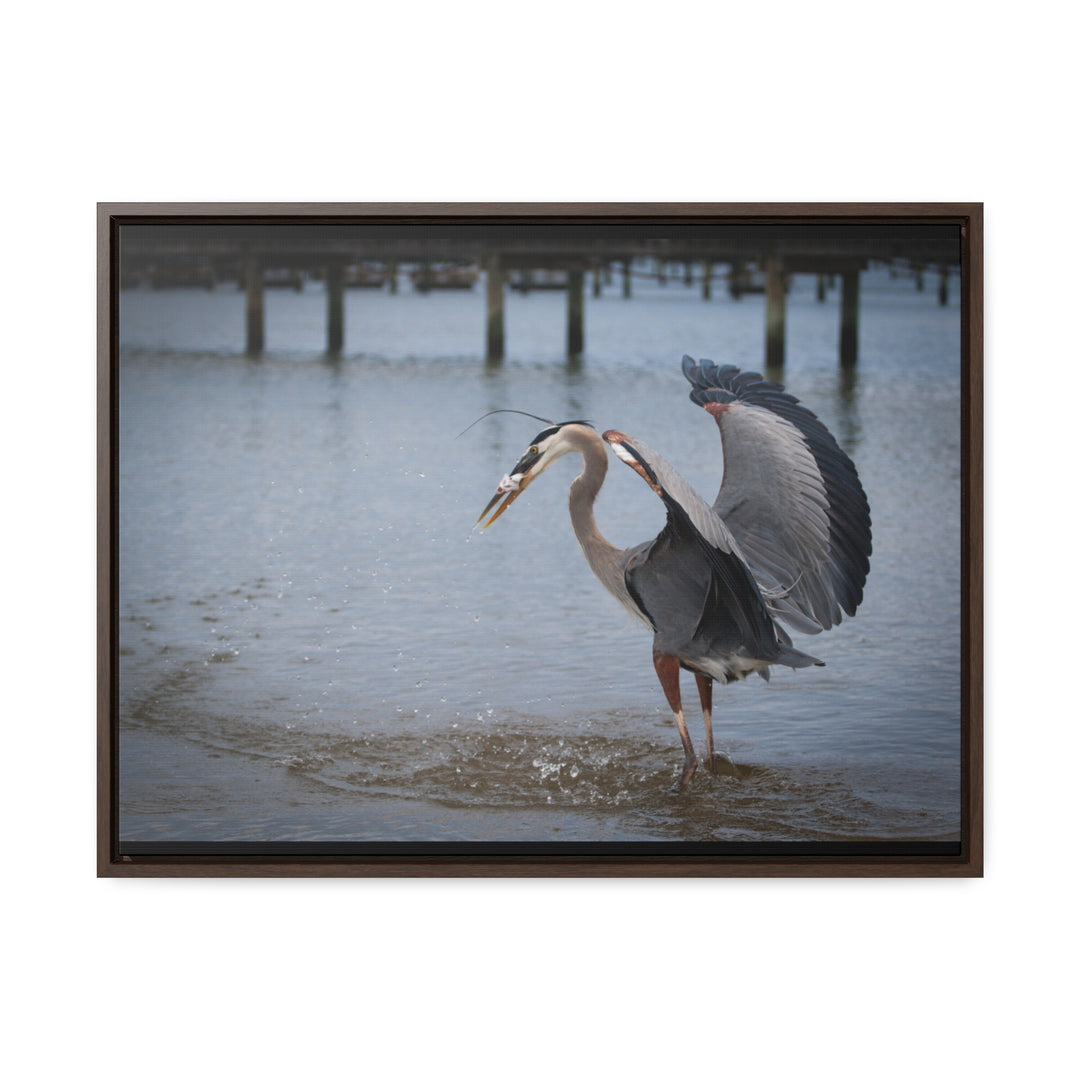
[117,268,962,844]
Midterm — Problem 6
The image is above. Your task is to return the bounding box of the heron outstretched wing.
[602,429,783,664]
[681,355,872,634]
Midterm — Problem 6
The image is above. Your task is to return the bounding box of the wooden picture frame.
[98,202,982,877]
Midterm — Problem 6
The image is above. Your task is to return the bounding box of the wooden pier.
[118,218,963,368]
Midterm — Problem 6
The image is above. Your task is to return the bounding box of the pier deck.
[113,210,966,365]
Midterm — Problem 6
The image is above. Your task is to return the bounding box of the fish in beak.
[476,467,536,529]
[477,457,540,524]
[476,441,548,528]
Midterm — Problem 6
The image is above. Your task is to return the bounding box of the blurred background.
[116,220,963,845]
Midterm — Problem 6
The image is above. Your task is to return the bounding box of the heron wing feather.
[607,432,781,662]
[681,355,872,632]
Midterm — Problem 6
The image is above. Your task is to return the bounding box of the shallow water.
[116,266,962,845]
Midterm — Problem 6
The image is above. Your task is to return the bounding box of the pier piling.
[730,258,746,299]
[938,266,949,306]
[567,269,585,358]
[840,267,860,368]
[765,255,786,369]
[244,254,264,356]
[326,262,344,355]
[485,253,505,363]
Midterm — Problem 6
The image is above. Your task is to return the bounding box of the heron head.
[476,422,590,529]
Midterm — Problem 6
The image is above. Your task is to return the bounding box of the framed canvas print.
[98,203,982,876]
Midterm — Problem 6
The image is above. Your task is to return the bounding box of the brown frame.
[98,202,983,878]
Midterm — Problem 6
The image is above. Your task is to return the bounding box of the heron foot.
[704,751,739,778]
[670,756,699,794]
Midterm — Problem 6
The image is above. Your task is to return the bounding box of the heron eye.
[529,445,539,455]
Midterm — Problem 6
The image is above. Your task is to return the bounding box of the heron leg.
[696,672,715,760]
[695,669,712,756]
[653,650,697,792]
[696,671,736,777]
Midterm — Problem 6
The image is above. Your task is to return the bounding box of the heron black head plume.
[457,408,556,439]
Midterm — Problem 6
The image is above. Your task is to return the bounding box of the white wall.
[4,4,1069,1076]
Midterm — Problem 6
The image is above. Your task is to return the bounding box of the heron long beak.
[476,470,535,529]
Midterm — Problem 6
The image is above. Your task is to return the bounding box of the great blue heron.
[477,356,872,792]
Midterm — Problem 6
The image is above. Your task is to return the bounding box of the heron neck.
[567,427,620,573]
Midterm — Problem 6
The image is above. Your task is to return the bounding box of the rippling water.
[117,267,962,845]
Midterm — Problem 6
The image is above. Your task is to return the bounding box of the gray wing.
[681,356,872,634]
[603,430,784,664]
